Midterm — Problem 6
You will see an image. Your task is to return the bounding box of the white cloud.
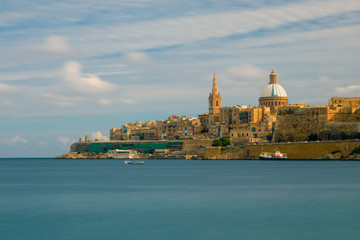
[318,76,331,84]
[44,93,85,107]
[91,131,109,141]
[0,71,56,82]
[335,85,360,94]
[121,99,137,104]
[58,136,70,145]
[125,52,150,65]
[0,82,18,93]
[30,35,73,55]
[59,0,360,56]
[98,99,112,106]
[226,64,267,80]
[61,61,116,93]
[1,136,28,145]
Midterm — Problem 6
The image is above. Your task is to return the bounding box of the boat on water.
[124,160,144,165]
[108,149,139,159]
[259,149,287,160]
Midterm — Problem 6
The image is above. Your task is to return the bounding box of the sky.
[0,0,359,157]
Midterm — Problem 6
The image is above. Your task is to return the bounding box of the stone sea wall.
[244,140,360,160]
[181,139,213,154]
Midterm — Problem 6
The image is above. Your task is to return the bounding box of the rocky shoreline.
[56,151,360,160]
[56,152,109,159]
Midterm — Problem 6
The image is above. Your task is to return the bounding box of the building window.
[216,101,218,106]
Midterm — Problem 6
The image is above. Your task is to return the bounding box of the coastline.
[56,140,360,160]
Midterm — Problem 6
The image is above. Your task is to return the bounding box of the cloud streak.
[61,61,116,93]
[29,35,73,55]
[62,0,360,56]
[1,136,28,145]
[58,136,70,145]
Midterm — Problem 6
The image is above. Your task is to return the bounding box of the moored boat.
[108,149,139,159]
[259,149,287,160]
[124,160,144,165]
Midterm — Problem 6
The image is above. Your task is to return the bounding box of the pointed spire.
[272,65,274,73]
[212,72,218,95]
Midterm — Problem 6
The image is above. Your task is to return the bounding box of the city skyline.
[1,0,359,157]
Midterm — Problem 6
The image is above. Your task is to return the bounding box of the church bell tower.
[208,72,221,129]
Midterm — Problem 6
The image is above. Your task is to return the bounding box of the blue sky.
[0,0,359,157]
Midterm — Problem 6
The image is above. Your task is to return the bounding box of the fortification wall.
[244,141,360,159]
[326,122,360,133]
[181,139,213,154]
[273,106,328,142]
[328,107,360,122]
[204,147,222,159]
[70,142,90,152]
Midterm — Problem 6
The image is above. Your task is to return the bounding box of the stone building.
[110,121,162,140]
[219,105,274,142]
[110,116,200,141]
[160,115,201,140]
[259,66,288,108]
[198,112,209,133]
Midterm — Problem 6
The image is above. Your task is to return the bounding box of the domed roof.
[260,84,287,98]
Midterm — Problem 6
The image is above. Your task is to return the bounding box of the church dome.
[260,84,287,98]
[258,66,289,108]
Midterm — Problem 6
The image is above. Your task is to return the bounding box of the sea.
[0,159,359,240]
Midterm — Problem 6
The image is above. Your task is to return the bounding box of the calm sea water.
[0,159,359,240]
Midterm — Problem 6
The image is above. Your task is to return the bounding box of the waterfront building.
[259,66,288,108]
[110,115,200,141]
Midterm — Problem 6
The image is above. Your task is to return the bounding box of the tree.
[308,133,318,141]
[212,136,230,146]
[266,134,273,142]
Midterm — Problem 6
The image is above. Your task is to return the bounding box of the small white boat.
[108,149,138,159]
[124,160,144,165]
[259,149,287,160]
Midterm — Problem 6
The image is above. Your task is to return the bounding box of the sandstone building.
[110,115,201,141]
[208,73,221,137]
